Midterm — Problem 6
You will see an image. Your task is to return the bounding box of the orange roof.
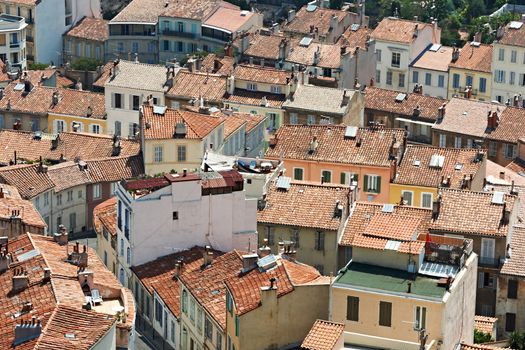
[265,125,405,167]
[460,344,509,350]
[233,64,293,85]
[224,89,286,108]
[93,197,117,237]
[244,33,298,60]
[474,315,497,334]
[501,226,525,277]
[364,213,421,241]
[222,115,247,138]
[337,25,372,51]
[161,0,236,20]
[371,18,435,44]
[203,7,256,33]
[64,16,109,42]
[497,21,525,47]
[284,6,348,37]
[411,45,454,72]
[286,42,341,68]
[486,106,525,144]
[92,61,113,88]
[167,71,226,103]
[301,319,344,350]
[0,195,46,229]
[200,54,235,75]
[449,42,492,73]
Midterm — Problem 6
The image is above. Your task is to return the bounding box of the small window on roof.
[455,164,463,170]
[413,160,421,167]
[429,154,445,168]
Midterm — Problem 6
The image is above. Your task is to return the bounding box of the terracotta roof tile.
[200,54,235,75]
[16,69,75,88]
[0,164,55,199]
[496,21,525,47]
[283,84,354,115]
[167,71,226,103]
[474,315,497,334]
[47,89,105,119]
[301,319,344,350]
[160,0,236,20]
[284,6,349,38]
[85,156,144,183]
[244,33,298,60]
[460,343,509,350]
[411,45,454,72]
[233,64,293,85]
[486,160,525,187]
[92,62,113,89]
[449,42,493,73]
[111,0,174,23]
[364,86,446,121]
[394,145,485,188]
[104,60,169,92]
[486,107,525,143]
[265,124,405,167]
[505,157,525,175]
[221,115,246,138]
[141,105,223,140]
[258,181,350,231]
[64,17,109,42]
[430,189,516,237]
[0,196,46,229]
[287,42,341,68]
[224,89,286,108]
[93,197,117,237]
[337,26,372,51]
[203,7,256,33]
[371,18,435,44]
[47,161,91,192]
[501,226,525,277]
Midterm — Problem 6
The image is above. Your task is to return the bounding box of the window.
[505,144,516,159]
[132,95,140,111]
[127,247,131,264]
[190,298,195,322]
[511,50,517,63]
[495,70,506,84]
[35,197,40,209]
[172,211,178,220]
[425,73,432,86]
[56,193,62,206]
[154,146,163,162]
[265,226,274,245]
[56,120,65,133]
[481,238,495,260]
[412,71,419,84]
[114,121,121,136]
[398,73,405,88]
[479,77,487,92]
[293,168,304,180]
[489,142,497,157]
[321,170,332,183]
[289,112,298,124]
[291,229,300,248]
[31,118,40,132]
[415,306,426,330]
[44,192,49,206]
[520,74,525,86]
[93,184,101,199]
[205,317,212,340]
[379,301,392,327]
[438,75,445,88]
[401,191,413,205]
[453,74,460,89]
[346,296,359,321]
[104,250,108,265]
[163,40,169,51]
[171,320,176,343]
[113,93,123,109]
[69,212,76,231]
[235,315,240,336]
[314,231,325,251]
[270,85,281,94]
[197,308,203,333]
[182,290,188,313]
[91,124,100,134]
[120,238,124,256]
[216,331,222,350]
[454,136,462,148]
[376,69,381,84]
[177,145,187,162]
[155,298,163,326]
[506,313,516,332]
[364,175,381,193]
[307,115,316,125]
[499,48,505,61]
[340,172,358,185]
[510,72,516,85]
[247,83,257,91]
[376,49,381,62]
[391,52,400,67]
[508,279,518,299]
[439,134,446,147]
[386,71,392,85]
[421,193,432,209]
[67,190,73,202]
[119,268,125,285]
[466,75,473,87]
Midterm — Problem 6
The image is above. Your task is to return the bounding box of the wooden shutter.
[346,296,359,321]
[376,176,382,194]
[379,301,392,326]
[340,172,346,185]
[364,175,369,191]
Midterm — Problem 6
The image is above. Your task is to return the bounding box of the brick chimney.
[203,246,213,266]
[258,239,271,258]
[53,224,68,245]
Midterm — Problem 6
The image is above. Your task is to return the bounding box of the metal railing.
[162,29,196,39]
[479,256,501,268]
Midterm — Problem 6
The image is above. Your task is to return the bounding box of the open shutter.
[340,172,346,185]
[364,175,369,192]
[111,93,115,108]
[376,176,381,194]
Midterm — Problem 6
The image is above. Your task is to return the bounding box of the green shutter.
[235,315,239,336]
[364,175,369,192]
[340,172,346,184]
[376,176,381,194]
[353,174,359,182]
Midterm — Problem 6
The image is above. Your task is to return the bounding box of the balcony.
[124,226,130,240]
[26,54,34,61]
[162,29,196,39]
[26,35,33,42]
[10,42,20,48]
[479,256,501,268]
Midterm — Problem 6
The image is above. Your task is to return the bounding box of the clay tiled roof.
[258,181,350,231]
[225,256,324,316]
[47,161,91,192]
[283,84,353,115]
[286,42,341,68]
[111,0,172,23]
[364,86,446,121]
[301,319,344,350]
[449,42,493,73]
[141,105,223,140]
[203,7,256,33]
[104,60,169,92]
[224,89,286,108]
[200,54,235,75]
[284,6,348,37]
[506,157,525,175]
[265,125,405,167]
[460,344,509,350]
[501,226,525,277]
[0,164,55,199]
[48,89,106,119]
[64,17,109,42]
[432,98,505,138]
[0,196,46,228]
[92,62,113,89]
[337,25,372,51]
[0,129,141,166]
[167,71,226,103]
[85,156,144,183]
[161,0,237,20]
[371,18,435,43]
[486,107,525,144]
[394,145,485,188]
[93,197,117,237]
[340,203,432,249]
[244,33,298,60]
[497,21,525,47]
[222,115,246,139]
[233,64,292,85]
[179,251,243,328]
[474,315,497,334]
[16,69,74,88]
[430,189,516,237]
[486,160,525,187]
[411,45,454,72]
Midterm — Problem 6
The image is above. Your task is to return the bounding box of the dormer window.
[247,83,257,91]
[270,85,281,94]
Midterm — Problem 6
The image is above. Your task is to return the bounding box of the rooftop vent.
[344,126,358,139]
[429,154,445,168]
[454,163,463,170]
[413,160,421,167]
[351,23,360,31]
[471,41,481,47]
[395,93,407,103]
[492,191,505,205]
[13,83,25,91]
[385,240,401,251]
[276,176,291,191]
[299,37,313,47]
[429,44,442,52]
[174,123,187,137]
[509,21,523,29]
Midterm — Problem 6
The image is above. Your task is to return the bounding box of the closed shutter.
[508,280,518,299]
[478,272,484,289]
[379,301,392,326]
[364,175,369,191]
[235,315,239,336]
[376,176,381,193]
[111,93,115,108]
[346,296,359,321]
[340,172,346,184]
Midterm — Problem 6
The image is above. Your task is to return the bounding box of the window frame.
[346,296,359,321]
[293,167,304,181]
[379,301,392,327]
[321,170,332,183]
[421,193,433,209]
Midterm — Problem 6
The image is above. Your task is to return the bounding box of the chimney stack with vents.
[12,268,29,292]
[13,317,42,346]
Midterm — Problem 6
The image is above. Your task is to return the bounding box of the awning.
[395,117,435,127]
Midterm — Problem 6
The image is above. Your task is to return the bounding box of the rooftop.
[286,41,341,68]
[104,60,169,92]
[258,180,351,231]
[485,106,525,144]
[265,125,405,167]
[474,315,498,334]
[394,145,485,189]
[161,0,238,20]
[486,160,525,187]
[496,20,525,47]
[203,7,257,33]
[166,71,226,103]
[371,17,436,44]
[283,84,354,115]
[200,54,235,75]
[449,42,493,73]
[110,0,173,24]
[244,33,298,60]
[284,6,349,37]
[337,25,372,51]
[64,16,109,42]
[93,197,117,237]
[430,188,516,237]
[335,262,447,298]
[460,344,509,350]
[233,64,293,85]
[411,44,454,72]
[0,187,46,229]
[301,320,344,350]
[364,86,446,121]
[224,88,286,108]
[500,225,525,277]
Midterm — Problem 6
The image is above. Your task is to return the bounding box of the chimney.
[487,110,494,130]
[282,243,297,261]
[278,38,288,61]
[12,268,29,292]
[287,9,296,22]
[258,239,271,257]
[432,196,441,220]
[499,171,505,180]
[474,32,481,43]
[437,103,446,122]
[78,245,88,268]
[413,24,419,38]
[0,249,11,273]
[13,317,42,346]
[112,135,122,156]
[226,75,235,95]
[0,187,4,199]
[407,281,412,293]
[451,47,460,62]
[53,225,69,245]
[260,278,278,308]
[241,253,258,272]
[173,260,182,279]
[77,270,94,289]
[203,246,213,266]
[501,203,511,226]
[52,90,60,106]
[43,267,51,282]
[183,168,187,177]
[333,200,344,218]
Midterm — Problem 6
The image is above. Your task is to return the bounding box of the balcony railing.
[162,29,196,39]
[10,42,20,48]
[479,256,501,268]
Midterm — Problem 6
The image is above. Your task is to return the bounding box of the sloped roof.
[104,60,168,92]
[496,21,525,47]
[64,16,109,42]
[449,42,493,73]
[301,320,344,350]
[501,225,525,277]
[167,71,226,103]
[371,17,434,44]
[284,6,348,37]
[286,42,341,68]
[284,84,353,115]
[233,64,292,85]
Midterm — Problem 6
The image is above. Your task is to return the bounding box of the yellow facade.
[447,68,492,102]
[144,138,204,175]
[389,183,438,208]
[47,113,106,135]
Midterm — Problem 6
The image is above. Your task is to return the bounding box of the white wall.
[492,43,525,104]
[92,323,117,350]
[408,67,449,99]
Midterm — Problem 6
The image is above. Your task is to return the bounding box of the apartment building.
[372,18,440,92]
[492,18,525,105]
[334,202,477,350]
[364,86,446,144]
[165,70,227,110]
[63,16,108,63]
[429,189,518,317]
[258,179,357,275]
[242,32,297,68]
[265,124,406,203]
[0,232,135,349]
[390,145,486,208]
[409,44,453,99]
[0,14,27,71]
[114,170,257,287]
[0,183,46,238]
[0,0,101,65]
